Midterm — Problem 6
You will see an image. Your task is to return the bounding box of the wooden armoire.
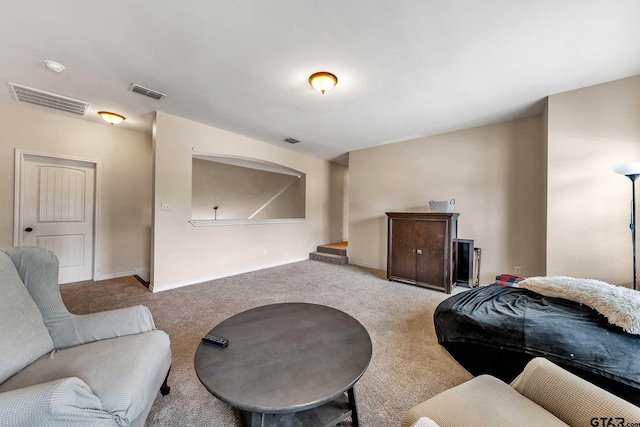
[386,212,459,293]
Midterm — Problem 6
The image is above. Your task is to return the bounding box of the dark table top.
[194,303,372,414]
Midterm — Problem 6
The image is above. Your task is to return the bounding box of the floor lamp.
[612,162,640,290]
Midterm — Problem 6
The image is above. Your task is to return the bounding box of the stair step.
[309,251,349,265]
[317,244,347,256]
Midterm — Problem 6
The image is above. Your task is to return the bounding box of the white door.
[18,154,95,284]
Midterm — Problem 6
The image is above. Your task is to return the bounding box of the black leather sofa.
[435,285,640,405]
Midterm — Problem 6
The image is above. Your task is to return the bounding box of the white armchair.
[0,247,171,427]
[402,358,640,427]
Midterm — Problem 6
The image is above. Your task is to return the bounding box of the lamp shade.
[309,72,338,94]
[612,162,640,176]
[98,111,125,125]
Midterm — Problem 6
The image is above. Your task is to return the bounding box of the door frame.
[13,149,102,281]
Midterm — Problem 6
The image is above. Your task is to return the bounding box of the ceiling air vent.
[8,83,89,115]
[284,137,300,144]
[128,83,167,100]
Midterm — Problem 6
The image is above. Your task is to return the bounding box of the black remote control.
[202,334,229,348]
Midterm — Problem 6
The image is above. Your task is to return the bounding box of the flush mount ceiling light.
[44,60,65,73]
[98,111,126,125]
[309,72,338,94]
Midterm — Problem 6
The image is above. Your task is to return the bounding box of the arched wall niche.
[190,154,306,226]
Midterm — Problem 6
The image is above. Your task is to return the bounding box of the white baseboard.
[152,257,308,293]
[94,268,150,281]
[95,271,135,281]
[348,260,385,271]
[134,268,150,282]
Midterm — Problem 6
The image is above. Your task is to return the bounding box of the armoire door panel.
[415,220,447,287]
[389,219,416,282]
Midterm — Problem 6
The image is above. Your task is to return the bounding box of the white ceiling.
[1,1,640,163]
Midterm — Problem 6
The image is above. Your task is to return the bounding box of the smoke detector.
[44,60,65,73]
[284,137,300,144]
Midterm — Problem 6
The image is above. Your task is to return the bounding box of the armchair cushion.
[0,251,54,384]
[0,330,171,426]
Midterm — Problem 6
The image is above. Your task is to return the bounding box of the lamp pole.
[629,174,639,291]
[613,163,640,291]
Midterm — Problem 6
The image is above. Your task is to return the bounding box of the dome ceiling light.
[98,111,126,125]
[309,72,338,94]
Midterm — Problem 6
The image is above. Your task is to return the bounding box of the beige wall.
[152,112,332,291]
[349,117,546,284]
[343,166,349,242]
[541,100,549,268]
[329,162,348,243]
[547,75,640,286]
[0,102,152,278]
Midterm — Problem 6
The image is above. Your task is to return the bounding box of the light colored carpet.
[61,260,472,426]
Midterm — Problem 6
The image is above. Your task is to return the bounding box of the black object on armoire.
[454,238,475,287]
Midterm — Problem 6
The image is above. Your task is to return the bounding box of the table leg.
[347,386,360,427]
[249,412,264,427]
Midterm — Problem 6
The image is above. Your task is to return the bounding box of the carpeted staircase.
[309,241,348,265]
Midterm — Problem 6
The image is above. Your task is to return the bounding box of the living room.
[1,2,640,426]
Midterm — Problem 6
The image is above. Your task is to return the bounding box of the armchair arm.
[0,377,117,427]
[49,305,156,350]
[511,358,640,426]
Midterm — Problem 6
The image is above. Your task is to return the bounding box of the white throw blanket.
[516,276,640,335]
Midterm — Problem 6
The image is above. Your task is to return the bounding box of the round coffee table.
[194,303,372,427]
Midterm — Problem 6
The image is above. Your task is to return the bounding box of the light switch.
[161,203,171,211]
